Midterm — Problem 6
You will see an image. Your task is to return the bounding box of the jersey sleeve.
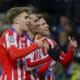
[45,37,58,49]
[36,59,53,74]
[1,29,39,60]
[46,37,74,66]
[58,47,74,66]
[8,44,39,60]
[25,55,51,71]
[0,39,12,73]
[1,29,18,48]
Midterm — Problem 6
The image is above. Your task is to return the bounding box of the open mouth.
[45,29,49,32]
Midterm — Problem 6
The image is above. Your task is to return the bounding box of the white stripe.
[22,58,26,80]
[50,68,53,80]
[45,75,48,80]
[30,72,35,80]
[27,39,32,46]
[17,59,21,80]
[60,56,64,60]
[36,77,40,80]
[46,38,54,48]
[0,75,2,80]
[4,75,7,80]
[12,68,14,80]
[17,37,23,80]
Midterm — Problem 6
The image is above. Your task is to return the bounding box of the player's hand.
[68,36,78,49]
[43,41,50,51]
[34,35,46,48]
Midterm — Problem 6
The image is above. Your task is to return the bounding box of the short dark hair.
[7,7,31,24]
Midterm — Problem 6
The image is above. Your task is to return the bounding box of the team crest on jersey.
[6,32,17,48]
[8,36,15,43]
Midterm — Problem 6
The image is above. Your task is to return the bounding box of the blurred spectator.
[73,47,80,63]
[0,13,9,77]
[70,62,80,80]
[0,13,9,36]
[52,16,72,52]
[0,13,8,27]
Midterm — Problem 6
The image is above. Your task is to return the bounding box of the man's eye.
[42,23,45,26]
[34,19,38,22]
[25,16,28,19]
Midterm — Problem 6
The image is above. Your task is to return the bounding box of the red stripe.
[26,71,31,80]
[13,61,18,80]
[48,75,51,80]
[42,48,47,55]
[52,68,54,80]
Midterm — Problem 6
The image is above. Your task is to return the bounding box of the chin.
[44,33,50,36]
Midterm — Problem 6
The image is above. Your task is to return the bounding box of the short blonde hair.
[7,7,31,24]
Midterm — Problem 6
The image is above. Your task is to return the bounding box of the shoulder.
[46,36,58,48]
[2,28,13,35]
[1,28,17,39]
[46,36,56,44]
[1,28,18,46]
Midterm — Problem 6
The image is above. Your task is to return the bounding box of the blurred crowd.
[51,15,80,80]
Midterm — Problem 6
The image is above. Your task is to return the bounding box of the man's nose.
[27,18,30,22]
[46,24,49,28]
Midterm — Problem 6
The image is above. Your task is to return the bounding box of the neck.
[27,31,35,40]
[36,34,44,38]
[12,23,23,35]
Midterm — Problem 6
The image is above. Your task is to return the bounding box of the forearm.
[37,60,53,74]
[26,55,51,68]
[8,44,38,60]
[58,47,74,65]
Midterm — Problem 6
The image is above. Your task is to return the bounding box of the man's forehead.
[29,14,37,18]
[18,12,28,17]
[28,15,39,23]
[38,18,45,23]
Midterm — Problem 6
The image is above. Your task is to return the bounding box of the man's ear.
[13,18,18,24]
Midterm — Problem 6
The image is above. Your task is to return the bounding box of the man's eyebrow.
[28,16,31,19]
[25,16,28,18]
[34,19,38,22]
[42,22,45,25]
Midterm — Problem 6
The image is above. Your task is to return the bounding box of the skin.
[26,13,50,37]
[36,18,50,36]
[25,13,40,40]
[12,12,29,34]
[27,14,39,34]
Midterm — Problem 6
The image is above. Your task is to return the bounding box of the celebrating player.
[0,7,46,80]
[25,11,77,80]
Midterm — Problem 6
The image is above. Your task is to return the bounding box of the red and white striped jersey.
[24,34,49,80]
[1,27,31,80]
[25,34,74,80]
[36,36,74,80]
[25,35,56,80]
[44,36,74,66]
[38,38,56,80]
